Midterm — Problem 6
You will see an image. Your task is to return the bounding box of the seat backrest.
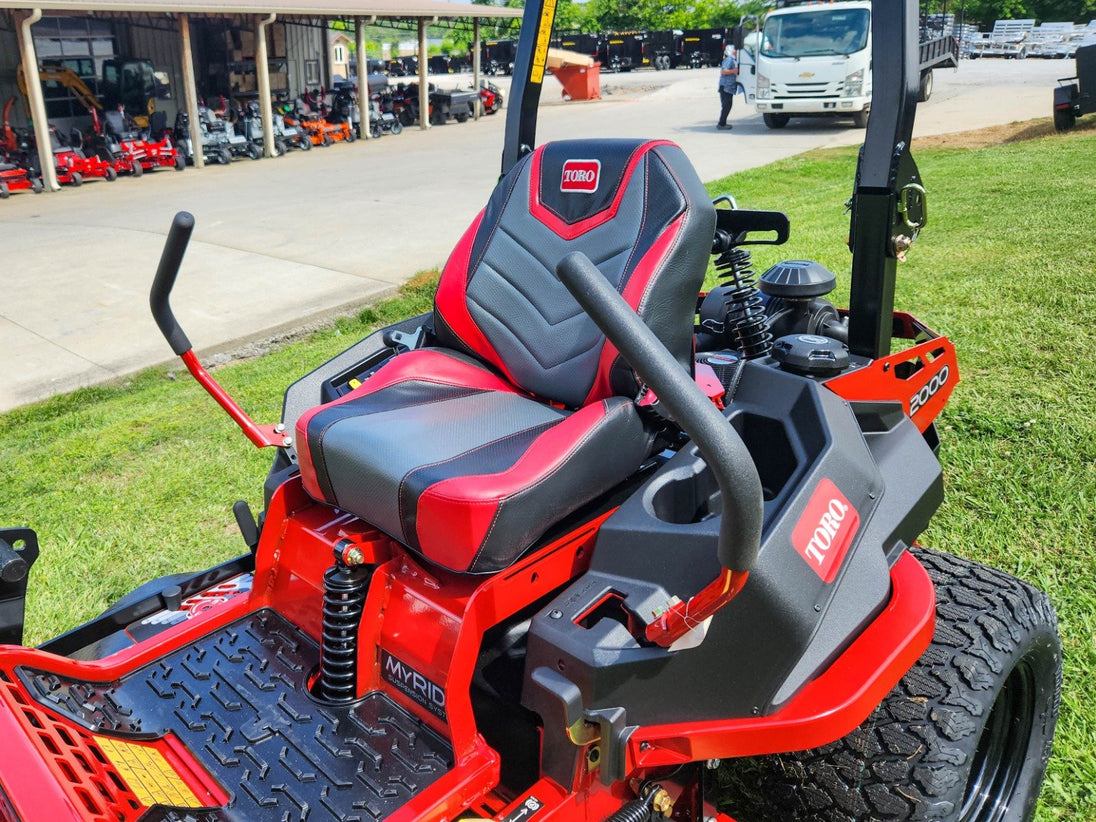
[433,138,715,409]
[103,110,126,137]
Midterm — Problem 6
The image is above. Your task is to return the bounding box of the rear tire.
[1054,107,1076,132]
[218,148,232,165]
[248,142,263,160]
[918,70,934,103]
[763,113,790,129]
[719,546,1061,822]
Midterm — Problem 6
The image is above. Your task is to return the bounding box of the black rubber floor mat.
[19,609,454,821]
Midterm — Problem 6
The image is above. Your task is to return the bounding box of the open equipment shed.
[0,0,521,189]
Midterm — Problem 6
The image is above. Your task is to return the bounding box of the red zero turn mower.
[0,2,1060,821]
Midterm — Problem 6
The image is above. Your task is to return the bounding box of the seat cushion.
[296,349,652,573]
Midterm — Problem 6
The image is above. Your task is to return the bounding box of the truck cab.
[754,0,873,128]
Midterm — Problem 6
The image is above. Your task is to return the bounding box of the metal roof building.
[0,0,521,188]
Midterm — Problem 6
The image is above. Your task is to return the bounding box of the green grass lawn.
[1,124,1094,820]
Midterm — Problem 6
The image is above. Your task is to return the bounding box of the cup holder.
[646,458,722,524]
[645,411,799,525]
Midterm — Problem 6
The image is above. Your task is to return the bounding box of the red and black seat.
[295,138,716,573]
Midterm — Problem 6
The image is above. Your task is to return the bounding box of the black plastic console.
[522,360,943,777]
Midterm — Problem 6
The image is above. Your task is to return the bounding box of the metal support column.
[356,17,371,139]
[846,0,921,359]
[178,13,205,169]
[17,9,58,191]
[255,13,276,157]
[418,19,429,130]
[472,18,481,121]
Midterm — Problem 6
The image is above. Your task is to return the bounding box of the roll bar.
[505,0,927,361]
[847,1,927,359]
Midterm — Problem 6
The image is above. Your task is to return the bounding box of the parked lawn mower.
[290,90,355,146]
[45,124,117,185]
[175,104,259,165]
[479,79,505,115]
[102,108,185,174]
[208,98,263,161]
[0,98,43,197]
[368,98,404,137]
[0,159,42,198]
[237,100,288,157]
[174,110,227,165]
[0,2,1060,821]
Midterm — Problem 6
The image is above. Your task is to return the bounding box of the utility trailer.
[1054,42,1096,130]
[1031,22,1080,58]
[917,30,960,100]
[553,32,601,64]
[971,19,1036,58]
[643,29,681,70]
[599,31,645,72]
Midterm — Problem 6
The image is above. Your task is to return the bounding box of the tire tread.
[719,547,1059,822]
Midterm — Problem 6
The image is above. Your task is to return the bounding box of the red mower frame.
[0,2,1060,821]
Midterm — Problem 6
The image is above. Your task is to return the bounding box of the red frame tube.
[179,350,286,448]
[626,550,935,769]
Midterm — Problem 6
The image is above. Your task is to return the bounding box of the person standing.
[718,45,739,130]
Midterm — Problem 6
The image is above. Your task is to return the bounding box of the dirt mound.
[914,115,1096,149]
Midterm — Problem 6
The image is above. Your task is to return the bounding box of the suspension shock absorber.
[318,541,371,702]
[713,242,773,359]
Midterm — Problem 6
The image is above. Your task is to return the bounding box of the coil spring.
[715,246,772,359]
[601,795,655,822]
[318,553,370,702]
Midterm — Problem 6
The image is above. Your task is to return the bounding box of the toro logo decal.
[792,478,860,583]
[561,159,601,193]
[909,364,951,417]
[382,650,447,720]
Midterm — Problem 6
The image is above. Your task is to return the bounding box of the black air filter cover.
[760,259,837,299]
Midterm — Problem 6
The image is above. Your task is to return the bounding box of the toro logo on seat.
[791,478,860,583]
[561,159,601,193]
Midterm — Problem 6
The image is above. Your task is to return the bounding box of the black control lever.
[556,252,763,647]
[556,251,763,575]
[150,212,289,450]
[150,211,196,356]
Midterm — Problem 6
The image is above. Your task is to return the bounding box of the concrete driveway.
[0,57,1067,411]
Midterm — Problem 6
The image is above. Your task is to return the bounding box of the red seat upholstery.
[296,139,716,573]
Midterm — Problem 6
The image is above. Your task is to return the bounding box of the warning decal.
[94,736,205,809]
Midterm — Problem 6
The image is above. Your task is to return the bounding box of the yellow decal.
[530,0,558,85]
[94,736,205,809]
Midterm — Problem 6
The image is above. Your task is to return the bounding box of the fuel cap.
[772,334,849,377]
